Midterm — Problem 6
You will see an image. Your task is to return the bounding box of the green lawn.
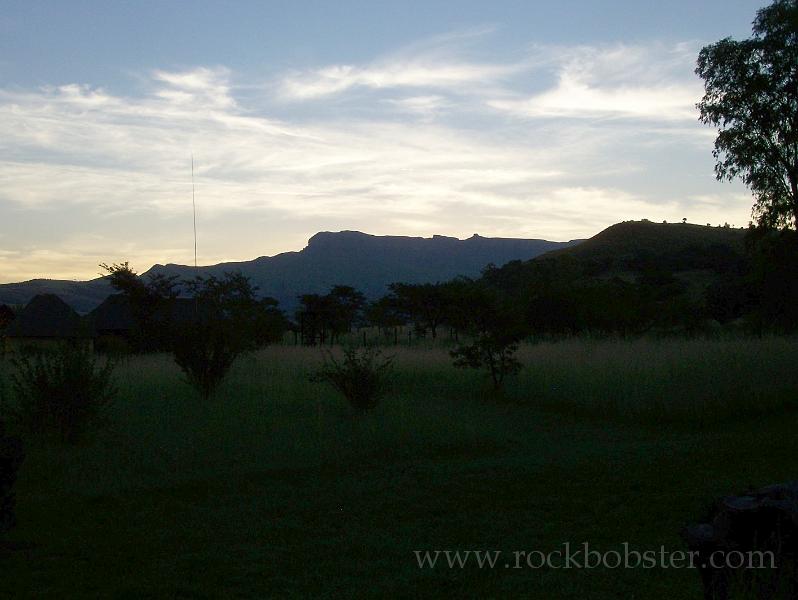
[2,337,798,598]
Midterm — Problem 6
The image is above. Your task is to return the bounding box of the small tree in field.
[8,345,117,443]
[447,279,523,391]
[172,272,284,399]
[311,346,393,413]
[172,320,239,401]
[172,272,252,400]
[451,336,521,391]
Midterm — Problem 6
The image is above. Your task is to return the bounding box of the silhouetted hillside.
[540,220,747,273]
[146,231,580,312]
[481,220,750,335]
[0,278,113,314]
[0,231,578,313]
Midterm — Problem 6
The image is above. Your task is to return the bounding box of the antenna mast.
[191,153,197,270]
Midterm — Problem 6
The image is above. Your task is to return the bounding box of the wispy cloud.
[152,67,236,109]
[488,43,702,120]
[280,61,517,99]
[278,26,520,100]
[0,35,750,282]
[489,78,699,120]
[382,95,451,120]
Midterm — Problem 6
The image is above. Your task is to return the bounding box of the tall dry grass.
[6,336,797,499]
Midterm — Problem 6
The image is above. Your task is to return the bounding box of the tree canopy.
[696,0,798,227]
[99,261,179,351]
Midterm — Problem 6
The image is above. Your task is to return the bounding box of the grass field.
[2,337,798,598]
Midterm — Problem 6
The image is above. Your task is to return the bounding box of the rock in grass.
[683,482,798,599]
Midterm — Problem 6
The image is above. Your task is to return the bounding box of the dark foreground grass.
[1,338,798,598]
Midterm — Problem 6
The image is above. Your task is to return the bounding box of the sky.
[0,0,765,282]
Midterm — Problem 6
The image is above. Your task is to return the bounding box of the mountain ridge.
[0,230,580,313]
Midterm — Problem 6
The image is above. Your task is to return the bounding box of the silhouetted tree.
[99,262,179,351]
[447,281,523,390]
[388,282,448,339]
[696,0,798,227]
[252,297,289,346]
[744,226,798,330]
[328,285,366,336]
[365,296,406,339]
[173,272,283,399]
[182,271,284,339]
[295,286,366,345]
[296,293,335,346]
[705,276,754,324]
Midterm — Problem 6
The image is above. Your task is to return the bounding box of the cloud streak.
[280,61,518,99]
[488,43,703,120]
[0,36,751,282]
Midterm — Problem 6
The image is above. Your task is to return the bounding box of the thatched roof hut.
[6,294,86,340]
[86,294,219,352]
[0,304,15,330]
[164,297,217,325]
[88,294,214,333]
[88,294,136,335]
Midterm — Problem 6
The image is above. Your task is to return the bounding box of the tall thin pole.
[191,154,199,317]
[191,153,197,270]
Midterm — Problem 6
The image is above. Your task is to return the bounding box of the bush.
[171,272,284,398]
[311,346,393,413]
[8,345,117,443]
[451,335,522,391]
[172,322,240,400]
[0,420,23,536]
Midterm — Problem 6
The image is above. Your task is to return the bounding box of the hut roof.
[87,295,216,332]
[0,304,15,329]
[6,294,85,338]
[88,294,136,332]
[163,297,217,324]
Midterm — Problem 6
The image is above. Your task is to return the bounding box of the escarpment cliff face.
[1,230,578,313]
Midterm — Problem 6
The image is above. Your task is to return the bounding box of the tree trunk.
[791,176,798,227]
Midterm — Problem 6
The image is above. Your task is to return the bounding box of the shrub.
[8,345,117,443]
[311,346,393,413]
[172,322,240,400]
[172,272,284,398]
[0,368,24,536]
[0,419,23,536]
[450,335,522,391]
[444,280,523,391]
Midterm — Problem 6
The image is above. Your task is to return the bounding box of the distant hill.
[540,220,747,270]
[0,231,579,313]
[490,220,748,286]
[481,220,750,333]
[545,220,748,300]
[0,277,113,314]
